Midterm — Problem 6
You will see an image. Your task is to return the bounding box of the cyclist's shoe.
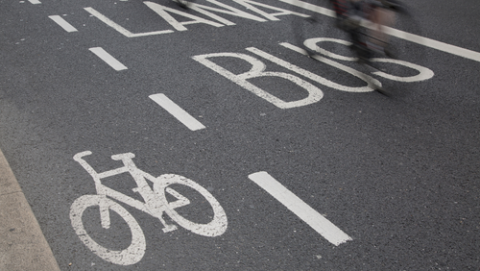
[176,0,189,8]
[366,41,397,59]
[375,86,391,97]
[306,16,318,23]
[367,41,383,53]
[383,44,397,58]
[357,56,370,65]
[355,45,373,65]
[382,0,403,10]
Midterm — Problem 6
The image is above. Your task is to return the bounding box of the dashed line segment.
[249,171,353,246]
[49,15,78,33]
[89,47,128,71]
[149,93,206,131]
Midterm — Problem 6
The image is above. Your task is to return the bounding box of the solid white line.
[248,171,352,246]
[279,0,480,63]
[48,15,78,33]
[28,0,41,4]
[149,94,206,131]
[381,26,480,62]
[89,47,127,71]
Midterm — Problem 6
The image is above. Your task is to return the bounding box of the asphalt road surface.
[0,0,479,270]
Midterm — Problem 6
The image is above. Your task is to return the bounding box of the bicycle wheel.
[70,195,146,266]
[153,174,227,237]
[363,1,431,95]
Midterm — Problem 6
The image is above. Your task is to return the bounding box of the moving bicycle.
[330,0,403,64]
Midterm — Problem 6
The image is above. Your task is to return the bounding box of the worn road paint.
[49,15,78,33]
[89,47,127,71]
[248,171,352,246]
[149,93,206,131]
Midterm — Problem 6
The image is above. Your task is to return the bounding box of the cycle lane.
[0,0,480,270]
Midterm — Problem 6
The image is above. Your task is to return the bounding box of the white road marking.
[48,15,78,33]
[84,7,174,38]
[70,195,146,266]
[149,94,206,131]
[89,47,127,71]
[144,1,224,32]
[282,40,434,83]
[247,45,380,92]
[248,171,352,246]
[381,26,480,63]
[192,52,324,109]
[280,0,480,63]
[28,0,41,4]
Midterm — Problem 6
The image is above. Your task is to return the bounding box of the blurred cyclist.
[330,0,398,63]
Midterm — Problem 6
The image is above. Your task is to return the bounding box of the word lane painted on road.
[85,0,308,38]
[51,0,480,64]
[84,7,175,38]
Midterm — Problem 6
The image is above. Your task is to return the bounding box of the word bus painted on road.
[193,38,434,109]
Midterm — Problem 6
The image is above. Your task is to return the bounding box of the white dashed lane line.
[149,93,206,131]
[249,171,353,246]
[89,47,128,71]
[49,15,78,33]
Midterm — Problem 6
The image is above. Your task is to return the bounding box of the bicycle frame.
[73,151,187,232]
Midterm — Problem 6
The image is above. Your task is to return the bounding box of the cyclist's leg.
[367,5,396,56]
[341,0,371,61]
[330,0,350,28]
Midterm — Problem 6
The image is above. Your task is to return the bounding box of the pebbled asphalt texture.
[0,0,479,270]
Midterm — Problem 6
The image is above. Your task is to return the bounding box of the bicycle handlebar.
[73,151,93,162]
[111,153,135,161]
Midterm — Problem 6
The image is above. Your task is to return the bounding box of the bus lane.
[0,0,479,270]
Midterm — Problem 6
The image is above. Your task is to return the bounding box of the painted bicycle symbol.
[69,151,228,265]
